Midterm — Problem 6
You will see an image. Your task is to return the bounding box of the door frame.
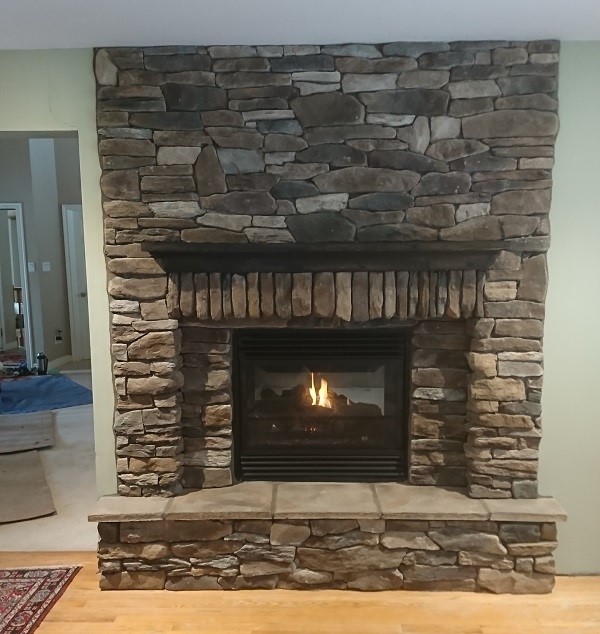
[62,204,89,361]
[0,203,33,366]
[0,254,5,350]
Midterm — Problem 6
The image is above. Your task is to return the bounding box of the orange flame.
[309,372,332,408]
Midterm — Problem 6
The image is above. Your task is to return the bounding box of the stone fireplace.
[91,39,566,592]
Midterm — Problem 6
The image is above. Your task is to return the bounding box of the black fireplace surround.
[233,329,410,481]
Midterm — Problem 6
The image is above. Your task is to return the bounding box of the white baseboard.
[48,354,73,370]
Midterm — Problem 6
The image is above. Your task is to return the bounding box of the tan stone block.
[128,457,181,474]
[335,272,352,321]
[412,368,467,388]
[132,319,179,331]
[246,272,260,319]
[108,276,167,301]
[128,331,181,360]
[498,361,543,377]
[270,523,311,546]
[470,377,526,401]
[484,281,518,301]
[467,352,497,378]
[467,400,499,413]
[478,413,534,429]
[517,254,547,303]
[100,571,166,590]
[113,361,151,376]
[494,319,543,338]
[127,374,183,395]
[313,272,335,318]
[291,272,312,317]
[108,258,164,275]
[231,274,247,318]
[140,301,169,320]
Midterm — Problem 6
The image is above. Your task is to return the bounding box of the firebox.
[233,329,410,482]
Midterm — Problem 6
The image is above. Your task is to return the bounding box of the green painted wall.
[540,41,600,574]
[0,44,597,573]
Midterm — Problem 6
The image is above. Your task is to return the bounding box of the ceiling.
[3,0,600,49]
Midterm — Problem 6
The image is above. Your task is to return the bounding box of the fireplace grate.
[240,453,404,481]
[234,329,410,482]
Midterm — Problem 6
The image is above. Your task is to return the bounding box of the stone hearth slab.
[484,497,567,522]
[165,481,274,519]
[273,482,379,519]
[89,485,567,524]
[88,495,169,522]
[375,483,488,520]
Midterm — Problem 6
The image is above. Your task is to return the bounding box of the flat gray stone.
[271,180,319,199]
[166,481,274,520]
[271,54,334,72]
[227,173,279,191]
[357,223,437,242]
[361,89,449,116]
[369,150,448,173]
[296,194,348,214]
[440,216,502,240]
[290,92,364,126]
[483,498,566,522]
[95,49,118,86]
[296,144,366,167]
[201,191,277,215]
[382,41,450,57]
[321,44,382,58]
[194,146,226,196]
[336,57,417,74]
[216,149,265,174]
[314,167,419,193]
[412,172,471,196]
[397,70,450,89]
[274,483,380,519]
[426,139,489,162]
[286,212,356,242]
[491,189,552,216]
[462,110,559,138]
[478,569,554,594]
[89,496,168,522]
[341,73,397,93]
[348,192,413,211]
[163,85,226,111]
[374,484,488,520]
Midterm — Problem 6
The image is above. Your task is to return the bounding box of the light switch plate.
[27,262,36,273]
[42,261,51,272]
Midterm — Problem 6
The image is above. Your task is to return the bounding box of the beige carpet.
[0,450,56,523]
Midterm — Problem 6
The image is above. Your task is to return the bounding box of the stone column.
[105,212,185,496]
[465,252,546,499]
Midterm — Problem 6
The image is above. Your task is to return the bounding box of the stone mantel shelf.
[89,482,566,523]
[143,238,551,273]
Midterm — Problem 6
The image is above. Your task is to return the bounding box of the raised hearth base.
[90,483,565,593]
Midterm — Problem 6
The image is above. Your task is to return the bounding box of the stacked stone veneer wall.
[98,518,558,592]
[97,41,558,244]
[100,40,556,501]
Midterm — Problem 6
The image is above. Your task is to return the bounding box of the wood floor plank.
[0,553,598,634]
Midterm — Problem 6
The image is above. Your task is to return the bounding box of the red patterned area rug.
[0,566,80,633]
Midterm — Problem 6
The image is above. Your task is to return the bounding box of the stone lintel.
[89,484,567,523]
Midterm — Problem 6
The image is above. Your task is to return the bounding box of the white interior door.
[0,204,33,366]
[62,205,91,361]
[0,255,5,351]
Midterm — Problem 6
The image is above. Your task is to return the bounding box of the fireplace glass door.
[234,329,408,481]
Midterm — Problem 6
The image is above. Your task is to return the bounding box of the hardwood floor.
[1,552,599,634]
